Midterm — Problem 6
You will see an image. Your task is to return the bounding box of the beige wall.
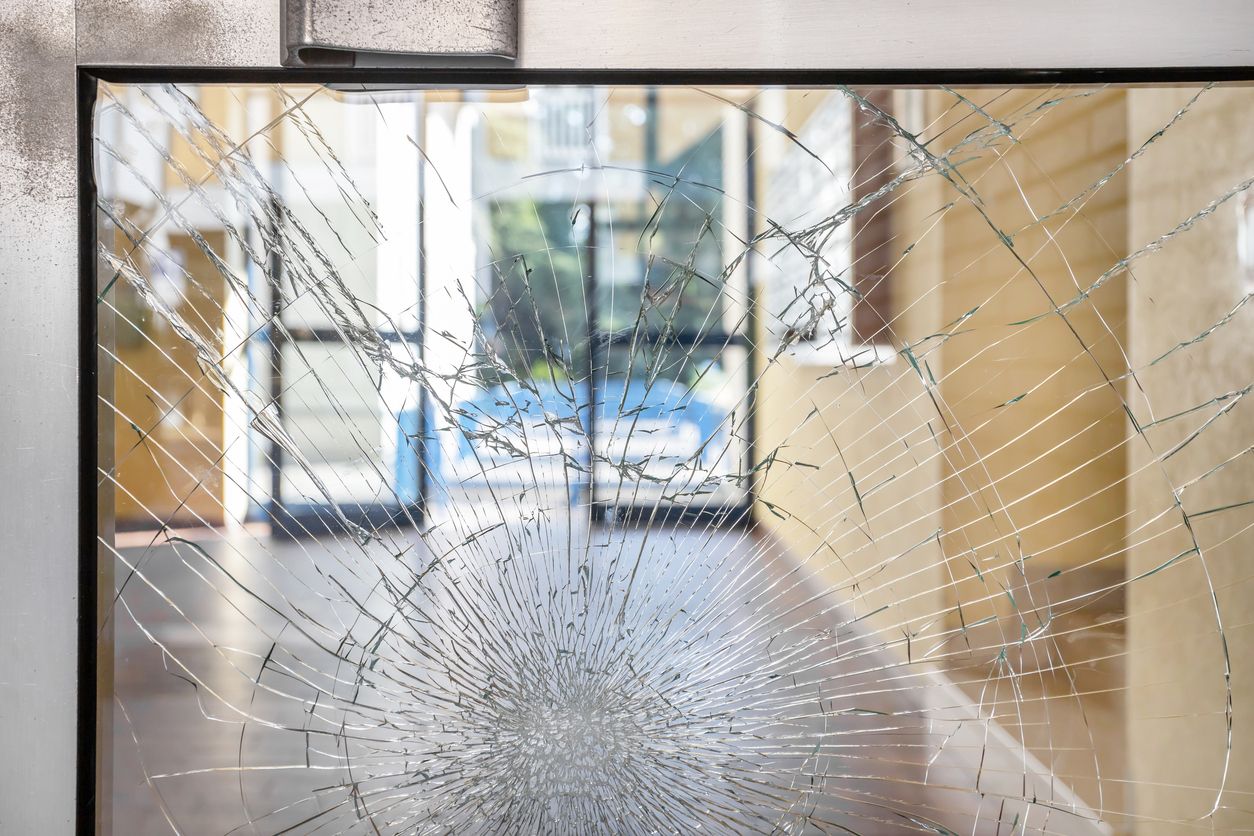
[111,86,251,527]
[934,88,1129,614]
[755,87,1134,819]
[933,86,1132,823]
[757,84,1254,830]
[112,230,230,527]
[754,357,950,642]
[754,90,950,656]
[934,89,1132,818]
[1125,86,1254,833]
[755,92,1130,610]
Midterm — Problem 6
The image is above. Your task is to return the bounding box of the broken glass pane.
[95,81,1254,833]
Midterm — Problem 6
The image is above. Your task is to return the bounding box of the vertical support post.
[0,3,81,833]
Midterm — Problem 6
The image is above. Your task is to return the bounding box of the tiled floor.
[109,514,1110,834]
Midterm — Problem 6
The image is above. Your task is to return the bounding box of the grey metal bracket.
[282,0,517,67]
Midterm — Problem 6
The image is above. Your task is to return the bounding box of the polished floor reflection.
[112,518,1100,834]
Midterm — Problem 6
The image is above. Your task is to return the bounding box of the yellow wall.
[112,85,259,528]
[934,87,1132,820]
[755,87,1134,818]
[754,89,950,655]
[934,87,1129,613]
[112,230,229,527]
[758,83,1254,830]
[1124,86,1254,832]
[755,89,1130,634]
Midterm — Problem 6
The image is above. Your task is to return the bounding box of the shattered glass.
[94,82,1254,833]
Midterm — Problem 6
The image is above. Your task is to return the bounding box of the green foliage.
[485,200,588,381]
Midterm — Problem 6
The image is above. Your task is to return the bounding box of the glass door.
[261,92,427,535]
[422,87,752,524]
